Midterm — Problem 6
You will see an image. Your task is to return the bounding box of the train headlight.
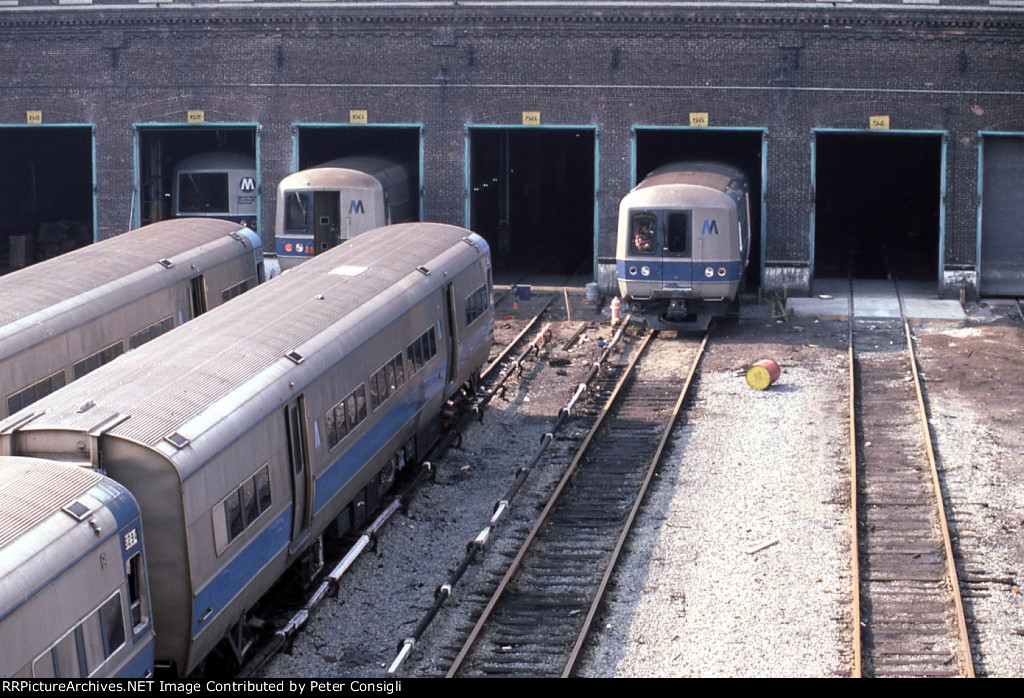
[296,243,305,253]
[641,266,650,277]
[704,267,714,278]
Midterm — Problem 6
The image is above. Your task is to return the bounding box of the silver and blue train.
[0,218,264,420]
[0,457,155,678]
[275,156,415,270]
[0,223,493,677]
[616,162,751,329]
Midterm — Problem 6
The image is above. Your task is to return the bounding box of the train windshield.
[664,212,691,256]
[284,191,313,234]
[629,213,657,254]
[629,210,692,256]
[178,173,229,214]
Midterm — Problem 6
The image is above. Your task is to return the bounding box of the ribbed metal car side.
[0,223,492,676]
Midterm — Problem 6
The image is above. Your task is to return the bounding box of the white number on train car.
[124,527,139,551]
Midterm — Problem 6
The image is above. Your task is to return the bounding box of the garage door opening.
[633,128,764,290]
[296,125,420,176]
[814,131,943,282]
[980,134,1024,296]
[137,126,258,232]
[293,125,422,220]
[469,127,595,276]
[0,126,93,273]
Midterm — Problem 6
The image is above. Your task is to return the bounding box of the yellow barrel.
[746,358,781,390]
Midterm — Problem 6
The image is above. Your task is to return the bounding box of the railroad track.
[849,319,974,677]
[236,304,561,678]
[446,330,707,677]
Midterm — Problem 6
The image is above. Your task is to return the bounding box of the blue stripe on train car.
[616,259,744,282]
[192,508,291,639]
[275,237,316,260]
[189,370,443,638]
[118,641,155,679]
[313,369,445,514]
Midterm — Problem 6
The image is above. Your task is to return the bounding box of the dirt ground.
[263,289,1024,678]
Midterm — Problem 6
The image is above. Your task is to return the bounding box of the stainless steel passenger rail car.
[0,457,155,678]
[0,223,493,677]
[0,218,264,419]
[275,156,415,269]
[616,162,751,329]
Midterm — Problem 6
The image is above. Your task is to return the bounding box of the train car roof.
[277,156,412,190]
[0,458,119,615]
[635,161,748,194]
[5,223,487,477]
[0,219,260,360]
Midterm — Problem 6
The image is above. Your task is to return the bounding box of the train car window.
[222,276,255,303]
[82,608,107,674]
[257,467,272,512]
[7,369,67,414]
[285,191,313,233]
[395,355,405,386]
[242,477,259,527]
[98,593,126,659]
[385,361,397,394]
[408,339,422,373]
[327,385,367,449]
[226,489,244,539]
[370,355,405,411]
[178,173,229,213]
[665,212,691,256]
[32,591,126,677]
[345,394,359,431]
[129,316,174,350]
[406,328,439,378]
[466,285,490,325]
[369,374,381,411]
[73,341,126,380]
[325,408,338,447]
[630,213,657,254]
[355,386,367,422]
[334,403,348,443]
[53,633,81,677]
[214,464,273,554]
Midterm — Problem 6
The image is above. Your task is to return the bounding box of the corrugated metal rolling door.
[980,135,1024,296]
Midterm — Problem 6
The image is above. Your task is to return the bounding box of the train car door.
[661,211,695,289]
[443,284,459,387]
[313,192,340,253]
[188,275,208,319]
[284,398,313,550]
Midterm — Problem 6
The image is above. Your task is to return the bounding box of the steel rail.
[848,313,975,678]
[387,317,634,676]
[445,329,657,678]
[903,319,975,678]
[562,330,708,677]
[480,294,557,383]
[847,311,862,678]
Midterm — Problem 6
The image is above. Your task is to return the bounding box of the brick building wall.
[1,3,1022,296]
